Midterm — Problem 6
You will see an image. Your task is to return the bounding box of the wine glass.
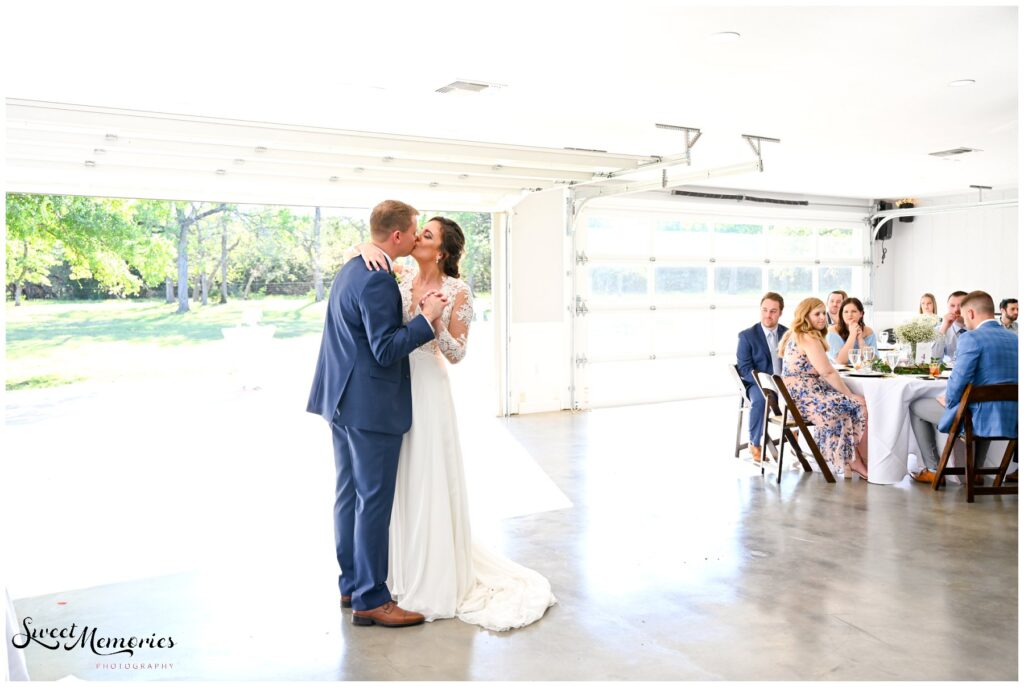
[885,351,900,373]
[861,348,876,365]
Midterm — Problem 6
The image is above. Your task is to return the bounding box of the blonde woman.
[779,298,870,479]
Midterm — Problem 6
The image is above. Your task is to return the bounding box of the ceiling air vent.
[435,80,491,94]
[928,147,981,158]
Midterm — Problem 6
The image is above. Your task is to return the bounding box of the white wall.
[872,188,1018,321]
[506,188,572,414]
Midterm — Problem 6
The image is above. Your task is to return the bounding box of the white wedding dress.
[387,273,556,631]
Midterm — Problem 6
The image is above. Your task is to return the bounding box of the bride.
[347,215,556,632]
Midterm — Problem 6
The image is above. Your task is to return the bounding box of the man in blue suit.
[307,200,446,627]
[909,290,1019,483]
[736,292,787,463]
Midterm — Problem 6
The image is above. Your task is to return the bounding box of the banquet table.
[840,371,947,484]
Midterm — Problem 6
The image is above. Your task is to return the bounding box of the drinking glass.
[929,357,942,378]
[885,351,900,373]
[861,348,876,365]
[850,351,862,370]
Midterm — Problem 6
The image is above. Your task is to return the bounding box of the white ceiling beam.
[8,100,656,171]
[6,130,596,182]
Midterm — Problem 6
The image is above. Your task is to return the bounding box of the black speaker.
[874,201,893,240]
[897,200,915,222]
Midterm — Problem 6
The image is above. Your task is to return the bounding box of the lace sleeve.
[437,282,473,364]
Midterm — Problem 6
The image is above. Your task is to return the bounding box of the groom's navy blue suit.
[307,257,435,611]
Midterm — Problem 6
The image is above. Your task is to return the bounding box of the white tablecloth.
[842,373,947,484]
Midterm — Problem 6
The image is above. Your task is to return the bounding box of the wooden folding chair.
[754,372,813,483]
[769,374,837,483]
[932,383,1018,503]
[728,364,751,459]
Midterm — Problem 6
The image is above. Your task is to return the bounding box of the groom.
[307,199,446,627]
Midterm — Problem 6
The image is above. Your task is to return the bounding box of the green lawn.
[5,297,328,390]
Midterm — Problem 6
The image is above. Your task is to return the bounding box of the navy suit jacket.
[736,322,788,392]
[306,258,435,434]
[938,319,1018,436]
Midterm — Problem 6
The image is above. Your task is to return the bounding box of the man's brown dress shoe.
[912,469,936,484]
[750,445,762,463]
[352,601,425,627]
[340,595,352,609]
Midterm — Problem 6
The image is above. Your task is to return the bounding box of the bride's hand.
[357,243,389,271]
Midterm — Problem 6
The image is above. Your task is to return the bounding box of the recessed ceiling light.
[254,146,268,153]
[949,79,976,87]
[328,176,339,182]
[215,169,226,175]
[354,167,365,173]
[233,158,245,165]
[84,160,96,167]
[104,134,118,142]
[429,182,440,188]
[93,148,106,155]
[710,31,741,42]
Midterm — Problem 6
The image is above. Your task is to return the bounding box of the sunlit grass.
[5,297,328,387]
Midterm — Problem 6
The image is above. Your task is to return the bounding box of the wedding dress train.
[387,274,556,631]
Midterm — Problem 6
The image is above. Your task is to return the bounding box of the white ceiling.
[3,1,1018,208]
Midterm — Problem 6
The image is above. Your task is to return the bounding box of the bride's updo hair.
[429,216,465,279]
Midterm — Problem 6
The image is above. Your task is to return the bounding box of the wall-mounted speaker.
[874,200,893,240]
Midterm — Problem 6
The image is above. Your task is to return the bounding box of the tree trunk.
[313,207,324,302]
[220,219,229,304]
[14,281,23,306]
[201,273,209,306]
[243,271,258,300]
[165,277,174,304]
[176,209,190,314]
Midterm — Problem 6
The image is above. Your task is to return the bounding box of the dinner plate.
[846,371,884,377]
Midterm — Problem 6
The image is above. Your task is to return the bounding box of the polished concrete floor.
[10,395,1017,681]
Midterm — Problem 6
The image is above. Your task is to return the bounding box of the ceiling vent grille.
[929,147,981,157]
[435,80,491,94]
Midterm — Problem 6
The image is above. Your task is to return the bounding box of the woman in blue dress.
[826,297,878,364]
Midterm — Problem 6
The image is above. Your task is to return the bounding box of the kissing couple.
[307,200,556,631]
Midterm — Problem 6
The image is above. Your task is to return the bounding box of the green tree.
[6,194,167,305]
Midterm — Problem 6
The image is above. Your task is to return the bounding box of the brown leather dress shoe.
[750,445,762,463]
[340,595,352,609]
[912,469,936,484]
[352,601,425,627]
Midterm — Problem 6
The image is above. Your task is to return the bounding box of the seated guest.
[826,297,879,364]
[933,290,969,363]
[825,290,847,327]
[736,292,787,463]
[780,298,869,479]
[909,291,1018,483]
[999,298,1018,333]
[919,292,938,317]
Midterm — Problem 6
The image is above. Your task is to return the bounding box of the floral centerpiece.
[894,315,941,365]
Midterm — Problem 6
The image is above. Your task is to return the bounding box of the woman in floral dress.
[779,297,870,479]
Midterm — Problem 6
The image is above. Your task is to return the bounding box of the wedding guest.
[909,291,1018,483]
[736,292,787,464]
[919,293,938,316]
[780,297,869,479]
[999,298,1018,333]
[826,297,879,364]
[933,291,969,363]
[825,290,847,327]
